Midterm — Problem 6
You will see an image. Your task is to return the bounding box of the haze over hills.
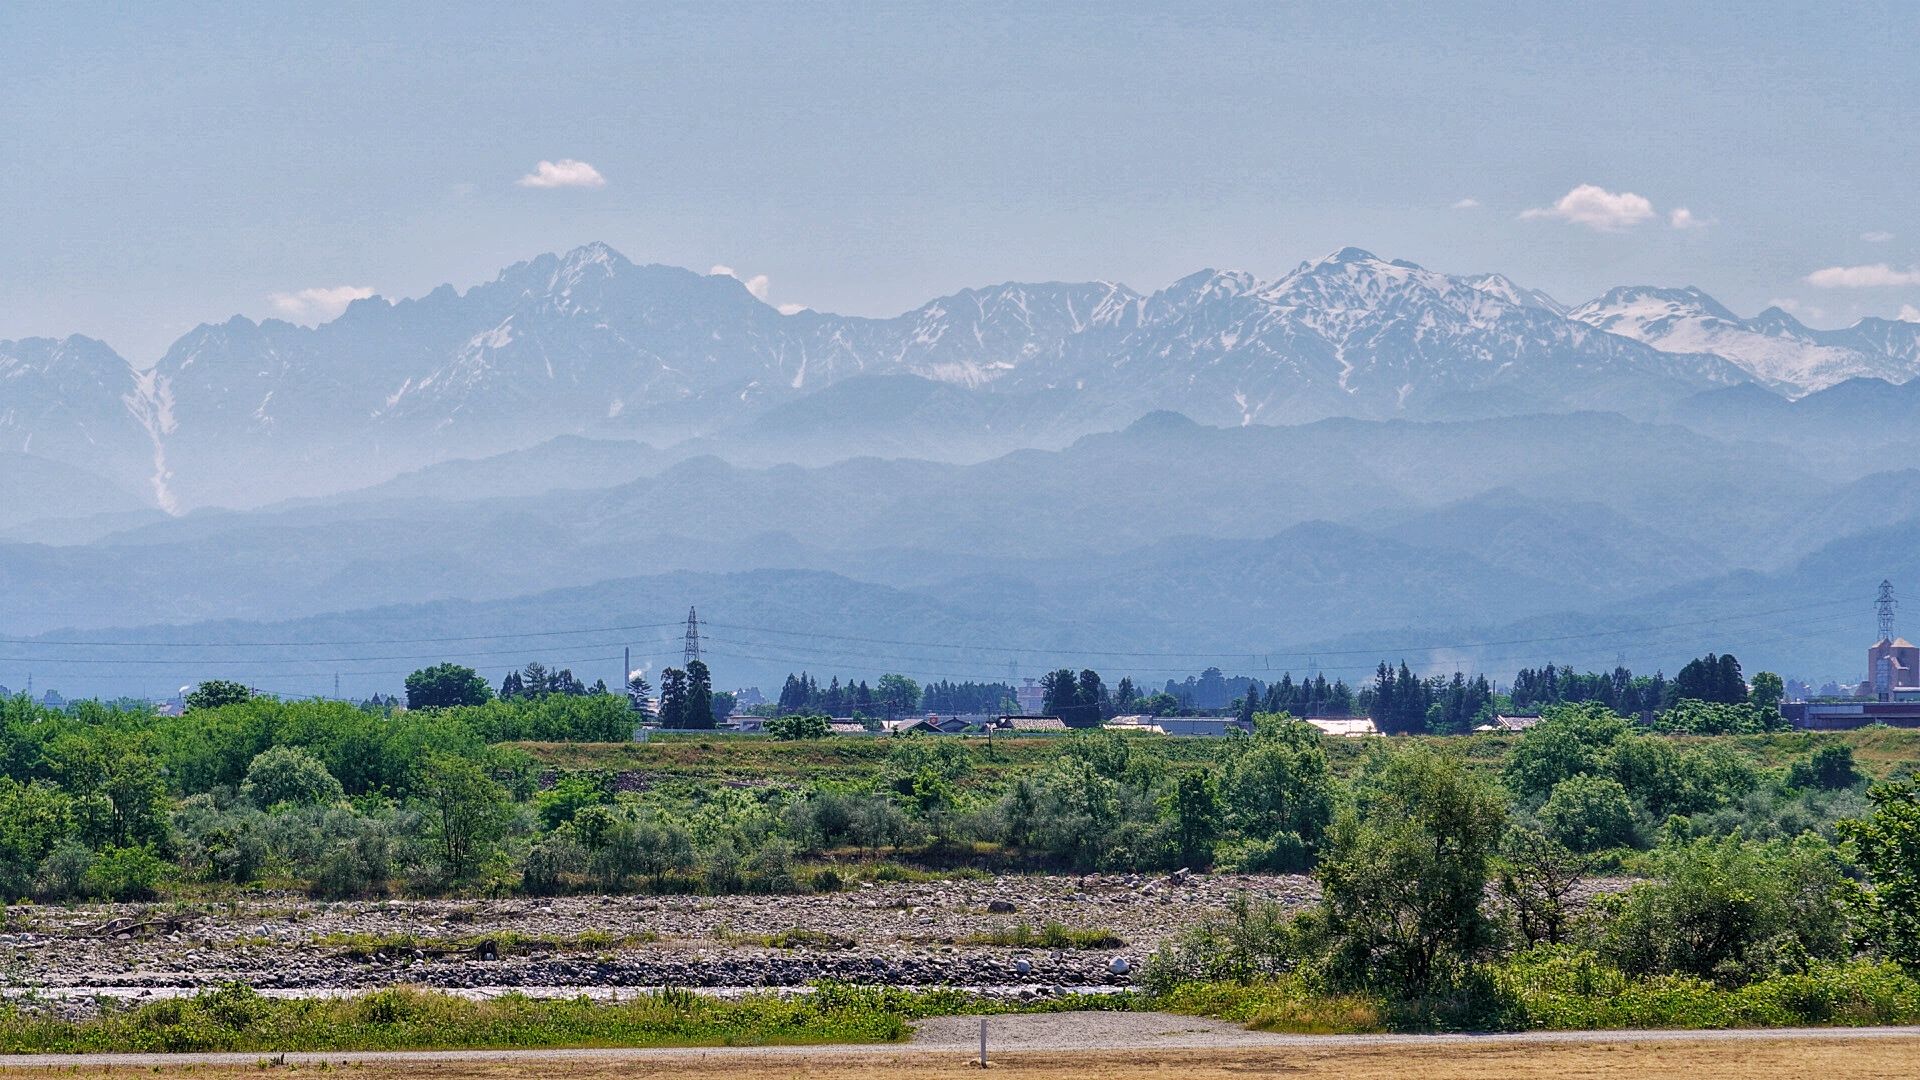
[7,241,1920,700]
[1,406,1909,697]
[7,241,1920,518]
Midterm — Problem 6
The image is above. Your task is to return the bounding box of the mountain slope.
[0,335,153,498]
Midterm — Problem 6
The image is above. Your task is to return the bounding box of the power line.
[0,621,683,649]
[701,598,1866,660]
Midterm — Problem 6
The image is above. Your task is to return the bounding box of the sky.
[2,1,1917,361]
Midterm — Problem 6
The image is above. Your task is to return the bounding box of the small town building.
[995,715,1068,733]
[1870,636,1920,700]
[1782,700,1920,730]
[1014,678,1045,714]
[1301,716,1380,737]
[1473,715,1542,734]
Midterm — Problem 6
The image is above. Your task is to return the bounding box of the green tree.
[239,746,344,809]
[1539,773,1637,852]
[519,662,552,698]
[404,664,494,710]
[684,660,716,729]
[1318,747,1506,990]
[1040,669,1077,717]
[0,779,74,899]
[625,672,653,717]
[1076,670,1107,722]
[1501,702,1631,802]
[1670,652,1747,705]
[1654,699,1780,735]
[81,844,166,901]
[1749,671,1785,715]
[1496,825,1597,946]
[766,713,831,739]
[185,680,255,712]
[875,674,922,718]
[418,753,510,883]
[1221,717,1335,871]
[655,667,688,728]
[1167,768,1222,868]
[50,733,170,851]
[1790,744,1863,790]
[1838,781,1920,967]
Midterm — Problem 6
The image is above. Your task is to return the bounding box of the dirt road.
[0,1013,1918,1078]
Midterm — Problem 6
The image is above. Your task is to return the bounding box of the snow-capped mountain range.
[4,242,1919,512]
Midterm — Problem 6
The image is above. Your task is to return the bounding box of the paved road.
[1,1012,1917,1068]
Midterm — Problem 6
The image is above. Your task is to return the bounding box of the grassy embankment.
[1154,958,1920,1034]
[0,984,1125,1054]
[512,725,1920,785]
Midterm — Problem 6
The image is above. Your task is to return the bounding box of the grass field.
[5,1038,1920,1079]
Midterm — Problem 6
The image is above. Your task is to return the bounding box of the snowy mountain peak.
[1322,246,1382,265]
[1572,286,1916,394]
[1748,306,1810,337]
[1575,285,1739,324]
[1466,274,1568,315]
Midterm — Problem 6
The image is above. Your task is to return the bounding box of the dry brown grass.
[6,1038,1920,1080]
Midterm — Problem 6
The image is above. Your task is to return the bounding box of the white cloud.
[1863,231,1895,243]
[709,265,772,302]
[1899,304,1920,323]
[1804,263,1920,288]
[1669,207,1707,230]
[1451,197,1481,210]
[515,159,606,189]
[266,285,377,322]
[1520,184,1657,231]
[777,303,807,316]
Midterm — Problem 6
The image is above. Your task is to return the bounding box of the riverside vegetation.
[3,666,1920,1046]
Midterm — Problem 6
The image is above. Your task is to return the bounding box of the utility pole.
[1879,580,1898,639]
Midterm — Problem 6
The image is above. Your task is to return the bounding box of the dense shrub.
[1598,835,1852,985]
[1539,774,1638,852]
[240,746,345,809]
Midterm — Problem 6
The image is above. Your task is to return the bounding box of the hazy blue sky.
[3,1,1916,360]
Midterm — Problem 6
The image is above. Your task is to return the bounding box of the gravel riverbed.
[0,873,1317,1009]
[0,871,1627,1016]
